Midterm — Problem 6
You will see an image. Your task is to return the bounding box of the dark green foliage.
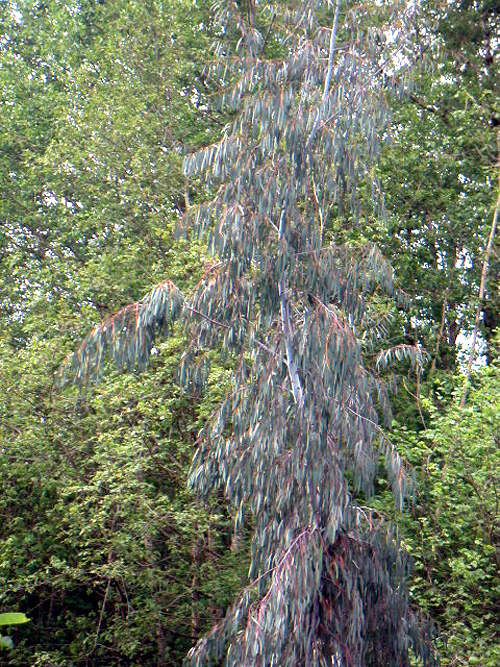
[384,365,500,666]
[0,338,247,665]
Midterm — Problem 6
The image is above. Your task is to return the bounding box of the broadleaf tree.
[375,0,500,374]
[60,1,438,665]
[0,1,247,664]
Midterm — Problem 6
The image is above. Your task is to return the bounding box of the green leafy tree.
[62,1,438,665]
[373,0,500,373]
[1,334,247,666]
[0,1,247,665]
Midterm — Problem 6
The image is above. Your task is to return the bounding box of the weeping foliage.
[57,281,183,388]
[60,0,437,664]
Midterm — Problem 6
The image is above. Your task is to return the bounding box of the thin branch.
[402,377,427,430]
[184,304,230,329]
[91,579,110,654]
[261,12,276,54]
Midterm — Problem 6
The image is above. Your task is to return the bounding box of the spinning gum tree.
[60,1,438,665]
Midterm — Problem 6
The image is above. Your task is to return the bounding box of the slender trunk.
[279,3,341,405]
[322,0,341,104]
[306,0,342,149]
[278,202,304,406]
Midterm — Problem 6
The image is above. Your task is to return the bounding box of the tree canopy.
[0,0,499,665]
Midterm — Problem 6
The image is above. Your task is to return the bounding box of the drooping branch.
[56,280,184,389]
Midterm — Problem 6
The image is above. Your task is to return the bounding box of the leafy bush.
[391,366,500,666]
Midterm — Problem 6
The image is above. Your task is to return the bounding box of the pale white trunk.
[279,203,304,406]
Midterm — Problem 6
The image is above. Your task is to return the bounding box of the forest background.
[0,0,499,665]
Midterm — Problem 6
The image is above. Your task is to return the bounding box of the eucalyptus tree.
[60,0,438,665]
